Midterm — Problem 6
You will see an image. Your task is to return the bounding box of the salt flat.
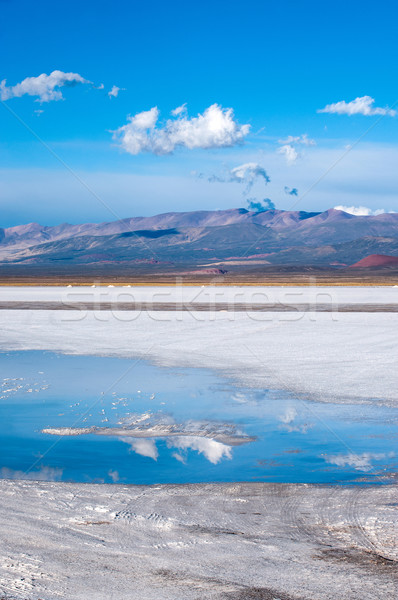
[1,284,398,305]
[0,286,397,600]
[0,480,396,600]
[0,307,396,404]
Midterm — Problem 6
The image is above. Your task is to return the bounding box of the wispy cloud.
[318,96,397,117]
[198,162,272,209]
[108,85,123,98]
[0,70,91,102]
[284,186,298,196]
[203,162,270,194]
[277,134,316,165]
[113,104,250,155]
[171,103,187,116]
[278,134,315,146]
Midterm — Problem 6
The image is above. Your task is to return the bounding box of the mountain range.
[1,207,398,268]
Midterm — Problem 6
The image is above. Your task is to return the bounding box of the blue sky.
[1,0,398,226]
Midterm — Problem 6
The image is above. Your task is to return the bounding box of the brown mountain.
[1,208,398,267]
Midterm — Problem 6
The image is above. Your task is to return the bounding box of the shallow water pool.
[1,351,397,484]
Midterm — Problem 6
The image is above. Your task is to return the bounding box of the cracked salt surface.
[0,480,396,600]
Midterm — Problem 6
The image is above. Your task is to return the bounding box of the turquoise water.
[0,351,397,484]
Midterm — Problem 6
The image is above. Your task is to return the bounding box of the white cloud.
[171,103,187,116]
[113,103,250,155]
[205,162,270,193]
[277,144,299,164]
[3,143,398,221]
[326,452,395,472]
[278,134,315,146]
[124,437,159,461]
[277,134,315,165]
[318,96,397,117]
[229,163,270,186]
[334,205,386,216]
[167,436,232,464]
[108,85,122,98]
[0,70,91,103]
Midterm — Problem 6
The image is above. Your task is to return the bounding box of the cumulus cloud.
[124,437,159,461]
[0,465,63,481]
[334,205,386,216]
[277,134,316,165]
[247,198,275,212]
[318,96,397,117]
[113,103,250,155]
[284,186,298,196]
[0,70,91,102]
[278,144,299,164]
[167,436,232,464]
[326,451,395,472]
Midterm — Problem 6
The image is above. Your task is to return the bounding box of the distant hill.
[1,207,398,267]
[350,254,398,268]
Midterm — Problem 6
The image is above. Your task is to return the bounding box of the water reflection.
[0,350,397,484]
[324,451,396,472]
[121,435,233,465]
[123,438,159,461]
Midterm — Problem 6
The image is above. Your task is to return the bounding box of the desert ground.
[0,264,398,287]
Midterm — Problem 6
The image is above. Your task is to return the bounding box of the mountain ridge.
[1,208,398,267]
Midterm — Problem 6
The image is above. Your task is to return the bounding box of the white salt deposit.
[0,306,396,404]
[0,284,397,305]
